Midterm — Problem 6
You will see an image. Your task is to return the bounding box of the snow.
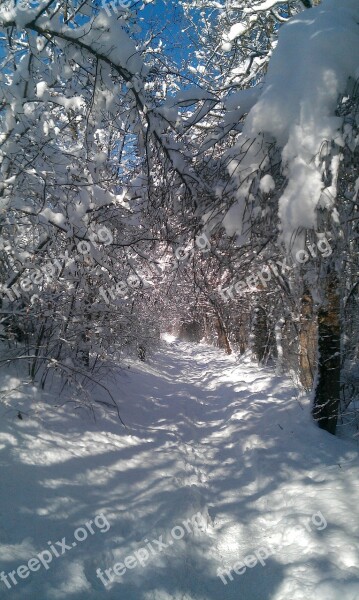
[243,0,283,13]
[0,340,358,599]
[225,87,261,114]
[55,95,85,111]
[72,13,144,76]
[36,82,48,99]
[221,41,233,53]
[260,174,275,194]
[227,23,247,41]
[228,0,359,247]
[39,208,66,227]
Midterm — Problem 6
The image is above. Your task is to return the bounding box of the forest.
[0,1,358,599]
[1,0,358,434]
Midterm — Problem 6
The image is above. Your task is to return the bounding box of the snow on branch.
[227,0,359,247]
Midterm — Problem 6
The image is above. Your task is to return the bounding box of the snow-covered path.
[1,340,359,600]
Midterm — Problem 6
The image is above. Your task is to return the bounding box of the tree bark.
[299,289,317,390]
[215,315,232,355]
[312,271,340,435]
[253,304,272,364]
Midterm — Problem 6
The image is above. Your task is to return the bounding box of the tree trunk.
[299,289,317,390]
[215,315,232,355]
[253,304,272,364]
[312,271,340,435]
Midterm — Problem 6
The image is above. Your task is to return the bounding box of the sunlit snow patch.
[161,333,177,343]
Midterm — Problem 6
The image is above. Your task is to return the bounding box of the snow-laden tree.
[212,0,359,434]
[1,0,358,436]
[0,0,197,409]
